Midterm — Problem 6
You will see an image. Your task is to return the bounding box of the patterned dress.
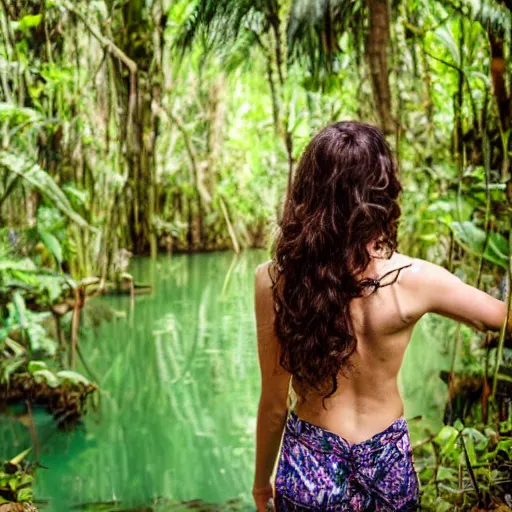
[273,411,419,511]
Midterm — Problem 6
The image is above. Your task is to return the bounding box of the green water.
[1,250,454,511]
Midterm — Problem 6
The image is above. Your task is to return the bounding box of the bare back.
[294,252,419,444]
[255,252,508,446]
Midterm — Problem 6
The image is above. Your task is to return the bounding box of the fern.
[0,151,92,230]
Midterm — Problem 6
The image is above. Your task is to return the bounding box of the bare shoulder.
[396,256,470,321]
[376,252,416,282]
[396,255,506,331]
[254,260,277,328]
[383,255,456,323]
[397,256,462,288]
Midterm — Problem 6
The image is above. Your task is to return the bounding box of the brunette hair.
[271,121,402,398]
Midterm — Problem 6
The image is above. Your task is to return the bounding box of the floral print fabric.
[273,411,419,511]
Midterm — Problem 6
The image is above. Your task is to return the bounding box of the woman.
[252,121,509,511]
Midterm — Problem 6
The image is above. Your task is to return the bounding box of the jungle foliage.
[0,449,37,508]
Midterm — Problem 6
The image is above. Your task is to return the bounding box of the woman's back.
[257,250,507,446]
[293,251,417,444]
[252,122,508,512]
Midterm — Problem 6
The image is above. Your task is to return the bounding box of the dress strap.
[358,263,413,292]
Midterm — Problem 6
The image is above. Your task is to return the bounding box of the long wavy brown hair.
[271,121,402,398]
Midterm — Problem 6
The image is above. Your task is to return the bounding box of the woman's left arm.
[253,262,291,509]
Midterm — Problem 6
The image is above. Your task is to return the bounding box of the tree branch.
[62,2,137,75]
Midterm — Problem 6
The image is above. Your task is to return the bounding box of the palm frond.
[221,30,260,73]
[445,0,511,34]
[288,0,364,89]
[476,0,511,34]
[174,0,268,54]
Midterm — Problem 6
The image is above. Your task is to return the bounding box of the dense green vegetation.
[0,0,511,510]
[0,449,36,507]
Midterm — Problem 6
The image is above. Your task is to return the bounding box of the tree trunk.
[366,0,395,134]
[488,31,510,184]
[489,33,510,131]
[110,0,160,256]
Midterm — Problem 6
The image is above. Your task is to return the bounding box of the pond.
[1,250,454,511]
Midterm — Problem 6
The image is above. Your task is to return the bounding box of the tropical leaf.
[8,448,32,466]
[12,291,27,329]
[221,30,258,73]
[17,14,43,32]
[37,274,66,302]
[27,360,48,373]
[56,370,90,386]
[466,0,512,34]
[1,357,25,383]
[33,369,59,387]
[0,102,42,123]
[0,258,38,273]
[16,486,34,502]
[451,221,509,269]
[433,425,460,463]
[26,321,57,355]
[0,151,92,230]
[5,338,26,356]
[38,229,63,265]
[434,25,461,66]
[288,0,362,82]
[174,0,273,56]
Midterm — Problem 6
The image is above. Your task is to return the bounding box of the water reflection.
[1,250,452,511]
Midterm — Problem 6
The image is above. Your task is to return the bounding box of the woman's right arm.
[408,259,509,333]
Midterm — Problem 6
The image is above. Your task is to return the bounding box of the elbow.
[471,319,488,332]
[485,302,510,333]
[258,397,288,432]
